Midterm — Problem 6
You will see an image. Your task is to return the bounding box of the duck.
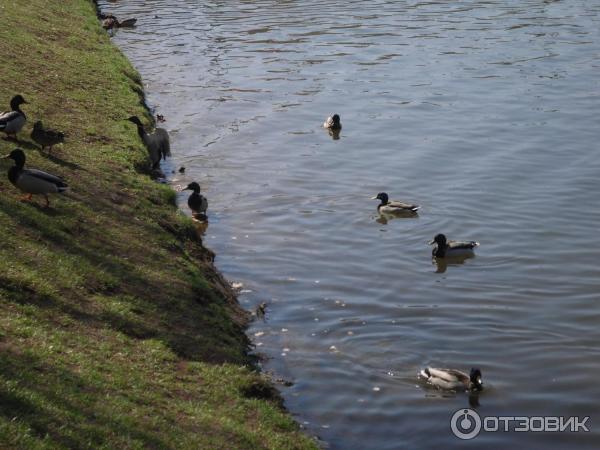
[3,148,68,207]
[0,95,28,140]
[420,367,483,392]
[371,192,419,214]
[323,114,342,130]
[183,182,208,216]
[30,121,65,153]
[100,13,137,30]
[127,116,171,170]
[429,233,479,258]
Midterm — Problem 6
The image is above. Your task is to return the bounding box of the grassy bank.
[0,1,317,448]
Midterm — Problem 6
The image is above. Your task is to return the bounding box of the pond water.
[99,0,600,448]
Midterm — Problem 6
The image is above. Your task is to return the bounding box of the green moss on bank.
[0,1,316,448]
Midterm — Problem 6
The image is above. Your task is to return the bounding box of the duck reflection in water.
[432,253,475,273]
[328,128,341,140]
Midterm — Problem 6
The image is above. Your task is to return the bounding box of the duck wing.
[387,200,420,211]
[188,194,208,213]
[447,240,479,250]
[154,128,171,159]
[422,368,470,390]
[0,110,21,129]
[24,169,67,187]
[17,169,68,194]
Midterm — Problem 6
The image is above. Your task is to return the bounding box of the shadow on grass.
[0,193,250,365]
[38,151,85,171]
[0,350,171,449]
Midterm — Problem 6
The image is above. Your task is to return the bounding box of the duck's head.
[371,192,389,203]
[33,120,43,130]
[331,114,341,126]
[10,95,27,110]
[126,116,144,127]
[429,233,447,246]
[470,368,483,391]
[184,182,201,193]
[2,148,26,167]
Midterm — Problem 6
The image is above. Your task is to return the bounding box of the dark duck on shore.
[371,192,419,214]
[127,116,171,170]
[429,233,479,258]
[323,113,341,130]
[3,148,68,207]
[0,95,27,140]
[31,121,65,153]
[184,182,208,217]
[420,367,483,392]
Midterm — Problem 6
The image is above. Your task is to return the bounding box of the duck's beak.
[1,154,10,159]
[370,196,378,200]
[428,239,435,245]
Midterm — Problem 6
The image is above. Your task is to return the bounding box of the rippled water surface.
[99,0,600,447]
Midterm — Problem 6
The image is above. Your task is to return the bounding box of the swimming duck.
[371,192,420,214]
[429,233,479,258]
[420,367,483,392]
[100,13,137,30]
[30,121,65,153]
[323,114,342,130]
[184,182,208,216]
[0,95,28,140]
[3,148,68,207]
[127,116,171,170]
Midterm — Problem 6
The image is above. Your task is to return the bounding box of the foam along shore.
[0,1,317,448]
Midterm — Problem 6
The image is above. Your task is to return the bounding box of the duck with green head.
[0,95,28,140]
[183,182,208,217]
[429,233,479,258]
[323,114,341,130]
[372,192,420,214]
[3,148,68,207]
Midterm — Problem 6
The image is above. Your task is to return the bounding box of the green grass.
[0,1,317,448]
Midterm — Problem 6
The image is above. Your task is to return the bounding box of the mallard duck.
[3,148,68,207]
[323,114,341,130]
[184,182,208,216]
[127,116,170,170]
[371,192,419,214]
[429,233,479,258]
[30,121,65,153]
[0,95,27,139]
[420,367,483,392]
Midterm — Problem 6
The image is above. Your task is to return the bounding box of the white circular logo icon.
[451,408,482,440]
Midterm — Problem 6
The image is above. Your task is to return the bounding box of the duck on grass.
[0,94,28,140]
[3,148,68,207]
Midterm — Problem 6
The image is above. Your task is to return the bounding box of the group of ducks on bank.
[1,95,67,206]
[324,113,483,393]
[0,94,207,216]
